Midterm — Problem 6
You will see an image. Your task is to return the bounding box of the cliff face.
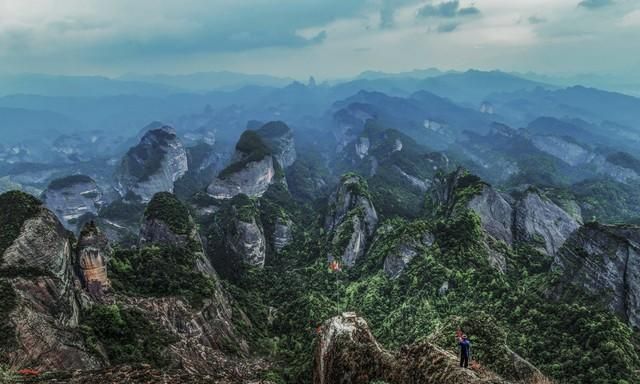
[207,130,277,199]
[256,121,297,169]
[0,192,102,371]
[313,313,519,384]
[140,192,216,276]
[553,223,640,328]
[42,175,103,232]
[325,174,378,268]
[513,191,580,256]
[76,221,111,296]
[115,125,188,202]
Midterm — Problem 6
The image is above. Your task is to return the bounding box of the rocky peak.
[0,191,102,371]
[207,130,276,199]
[42,174,103,232]
[226,194,266,267]
[553,223,640,328]
[325,174,378,268]
[76,221,111,296]
[140,192,216,276]
[314,313,515,384]
[256,121,297,169]
[115,124,188,203]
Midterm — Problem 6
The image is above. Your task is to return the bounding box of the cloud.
[437,22,460,33]
[380,0,395,28]
[418,1,461,18]
[417,1,481,18]
[458,6,481,16]
[578,0,614,10]
[528,16,547,24]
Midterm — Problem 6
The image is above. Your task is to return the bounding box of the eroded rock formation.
[115,124,188,202]
[325,174,378,268]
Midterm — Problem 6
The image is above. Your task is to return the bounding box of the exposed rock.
[531,135,594,167]
[553,223,640,328]
[207,131,276,199]
[228,218,266,267]
[513,190,580,256]
[76,221,111,296]
[383,230,435,279]
[314,313,513,384]
[140,192,216,276]
[532,136,640,184]
[42,175,103,232]
[115,125,188,203]
[1,200,102,371]
[256,121,297,168]
[355,137,370,159]
[273,216,293,252]
[467,186,514,245]
[326,174,378,268]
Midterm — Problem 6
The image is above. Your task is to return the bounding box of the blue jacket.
[459,339,471,357]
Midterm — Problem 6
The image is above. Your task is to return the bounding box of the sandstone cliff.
[42,174,103,232]
[0,191,102,371]
[76,221,111,296]
[325,174,378,268]
[553,223,640,328]
[207,130,277,199]
[115,124,188,203]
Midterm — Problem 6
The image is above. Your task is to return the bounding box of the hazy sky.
[0,0,639,79]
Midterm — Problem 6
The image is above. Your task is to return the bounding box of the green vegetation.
[221,168,640,384]
[47,174,94,190]
[571,179,640,223]
[98,199,145,226]
[144,192,192,236]
[109,245,216,308]
[219,130,272,179]
[81,304,176,367]
[0,191,41,259]
[607,152,640,173]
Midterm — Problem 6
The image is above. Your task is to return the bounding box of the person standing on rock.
[458,333,471,368]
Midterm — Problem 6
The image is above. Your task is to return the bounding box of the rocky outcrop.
[228,217,266,267]
[325,174,378,268]
[115,125,188,203]
[1,194,102,371]
[207,131,276,199]
[76,221,111,296]
[355,137,370,159]
[513,190,580,256]
[553,223,640,328]
[467,186,514,245]
[273,216,293,252]
[314,313,513,384]
[256,121,297,168]
[140,192,216,276]
[42,175,103,232]
[431,169,579,256]
[383,233,434,279]
[375,221,435,278]
[532,135,640,184]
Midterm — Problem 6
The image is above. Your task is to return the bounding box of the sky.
[0,0,639,80]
